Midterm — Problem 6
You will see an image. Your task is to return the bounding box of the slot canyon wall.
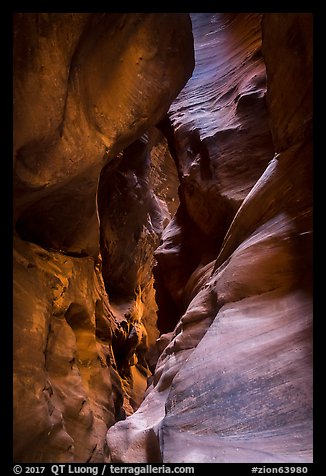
[13,12,193,462]
[13,13,312,463]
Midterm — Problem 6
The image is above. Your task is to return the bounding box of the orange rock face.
[13,237,119,462]
[13,13,194,257]
[13,13,194,463]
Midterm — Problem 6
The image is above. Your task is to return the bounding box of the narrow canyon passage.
[13,13,312,464]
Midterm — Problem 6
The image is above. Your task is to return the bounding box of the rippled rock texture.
[13,13,194,463]
[106,13,312,463]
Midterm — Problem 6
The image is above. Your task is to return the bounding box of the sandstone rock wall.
[13,13,194,463]
[106,13,313,463]
[14,237,118,462]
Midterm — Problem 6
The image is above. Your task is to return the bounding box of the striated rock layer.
[106,13,312,463]
[13,13,194,463]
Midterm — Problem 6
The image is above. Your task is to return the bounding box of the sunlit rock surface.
[13,13,193,257]
[13,236,119,462]
[106,13,312,463]
[13,13,194,463]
